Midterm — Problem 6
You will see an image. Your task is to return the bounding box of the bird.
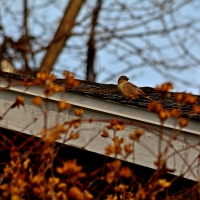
[0,59,15,73]
[117,75,152,101]
[0,59,21,74]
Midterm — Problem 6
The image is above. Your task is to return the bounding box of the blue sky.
[1,0,200,94]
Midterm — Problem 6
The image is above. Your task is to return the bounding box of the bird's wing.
[125,82,145,96]
[122,82,152,101]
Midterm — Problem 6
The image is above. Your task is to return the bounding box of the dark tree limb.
[23,0,31,73]
[86,0,102,82]
[38,0,86,72]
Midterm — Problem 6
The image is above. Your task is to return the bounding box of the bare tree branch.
[23,0,31,73]
[86,0,102,81]
[38,0,86,72]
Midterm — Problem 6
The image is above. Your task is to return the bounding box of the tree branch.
[86,0,102,81]
[38,0,86,72]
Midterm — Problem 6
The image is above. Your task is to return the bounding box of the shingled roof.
[1,71,200,121]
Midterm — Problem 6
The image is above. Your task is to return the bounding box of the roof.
[1,71,199,121]
[0,71,200,181]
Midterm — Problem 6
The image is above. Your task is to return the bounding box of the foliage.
[0,71,199,199]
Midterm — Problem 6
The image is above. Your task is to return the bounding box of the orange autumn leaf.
[186,94,197,104]
[73,121,79,128]
[114,123,125,131]
[101,129,109,137]
[68,186,84,200]
[63,70,80,87]
[56,159,84,176]
[107,160,122,171]
[175,92,197,105]
[136,188,146,200]
[35,72,66,97]
[0,184,9,191]
[118,167,132,178]
[158,179,171,188]
[58,183,67,189]
[171,109,182,118]
[48,177,60,185]
[23,78,34,86]
[159,110,171,121]
[11,96,24,108]
[129,129,144,141]
[106,171,115,184]
[115,184,128,192]
[84,190,93,200]
[54,84,65,92]
[105,194,118,200]
[31,96,43,106]
[179,118,188,128]
[70,132,79,139]
[193,104,200,114]
[74,108,84,116]
[105,145,115,156]
[148,101,163,113]
[124,144,133,156]
[58,100,71,111]
[36,71,51,81]
[63,70,70,78]
[155,82,173,93]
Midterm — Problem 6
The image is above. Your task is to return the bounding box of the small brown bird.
[118,75,152,101]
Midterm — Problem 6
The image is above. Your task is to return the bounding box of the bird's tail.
[145,96,153,101]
